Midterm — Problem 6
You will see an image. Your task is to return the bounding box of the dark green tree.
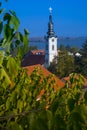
[28,45,38,51]
[59,44,66,52]
[80,40,87,57]
[48,50,75,78]
[65,45,78,54]
[75,40,87,77]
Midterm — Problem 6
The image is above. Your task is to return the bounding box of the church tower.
[45,7,57,68]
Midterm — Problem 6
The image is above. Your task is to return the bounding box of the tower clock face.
[52,38,54,42]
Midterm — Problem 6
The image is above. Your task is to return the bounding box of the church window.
[52,45,54,50]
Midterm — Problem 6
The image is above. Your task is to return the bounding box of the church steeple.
[47,7,55,38]
[45,7,58,68]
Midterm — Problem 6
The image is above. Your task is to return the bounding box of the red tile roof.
[62,75,87,88]
[24,64,64,89]
[30,50,45,55]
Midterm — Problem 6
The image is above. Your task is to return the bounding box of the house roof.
[62,75,87,88]
[21,55,45,67]
[24,64,64,89]
[30,50,45,55]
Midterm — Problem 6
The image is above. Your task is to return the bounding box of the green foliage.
[0,2,28,59]
[48,73,87,130]
[76,40,87,77]
[7,122,23,130]
[49,44,79,78]
[48,50,75,78]
[59,44,78,54]
[0,4,58,127]
[74,40,87,77]
[28,45,38,51]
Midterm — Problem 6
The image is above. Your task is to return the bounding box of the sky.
[2,0,87,37]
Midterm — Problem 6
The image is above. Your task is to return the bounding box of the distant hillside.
[29,37,45,42]
[29,36,87,49]
[58,37,87,48]
[29,36,87,42]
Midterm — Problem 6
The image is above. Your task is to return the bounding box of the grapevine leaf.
[6,97,11,110]
[23,35,29,47]
[17,99,23,113]
[0,67,11,87]
[4,24,11,40]
[24,29,29,35]
[3,13,11,22]
[7,56,19,78]
[0,51,4,65]
[9,10,16,16]
[9,15,20,30]
[68,98,75,111]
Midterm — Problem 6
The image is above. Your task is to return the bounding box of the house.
[22,50,45,67]
[75,52,82,57]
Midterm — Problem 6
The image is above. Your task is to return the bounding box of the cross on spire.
[49,7,53,14]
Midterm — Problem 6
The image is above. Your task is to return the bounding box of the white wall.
[45,37,57,68]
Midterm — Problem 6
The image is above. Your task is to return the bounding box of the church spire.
[45,7,58,68]
[47,7,55,38]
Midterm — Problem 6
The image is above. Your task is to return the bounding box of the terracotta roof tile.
[24,64,64,88]
[62,75,87,88]
[30,50,45,55]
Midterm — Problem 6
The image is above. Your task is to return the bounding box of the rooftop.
[22,55,45,67]
[24,64,65,89]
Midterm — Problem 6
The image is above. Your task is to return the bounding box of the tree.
[65,45,78,54]
[28,45,38,51]
[48,50,75,78]
[48,44,79,78]
[59,44,66,52]
[71,46,78,54]
[59,44,78,54]
[75,40,87,77]
[80,40,87,57]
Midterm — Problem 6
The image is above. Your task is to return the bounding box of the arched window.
[52,45,54,50]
